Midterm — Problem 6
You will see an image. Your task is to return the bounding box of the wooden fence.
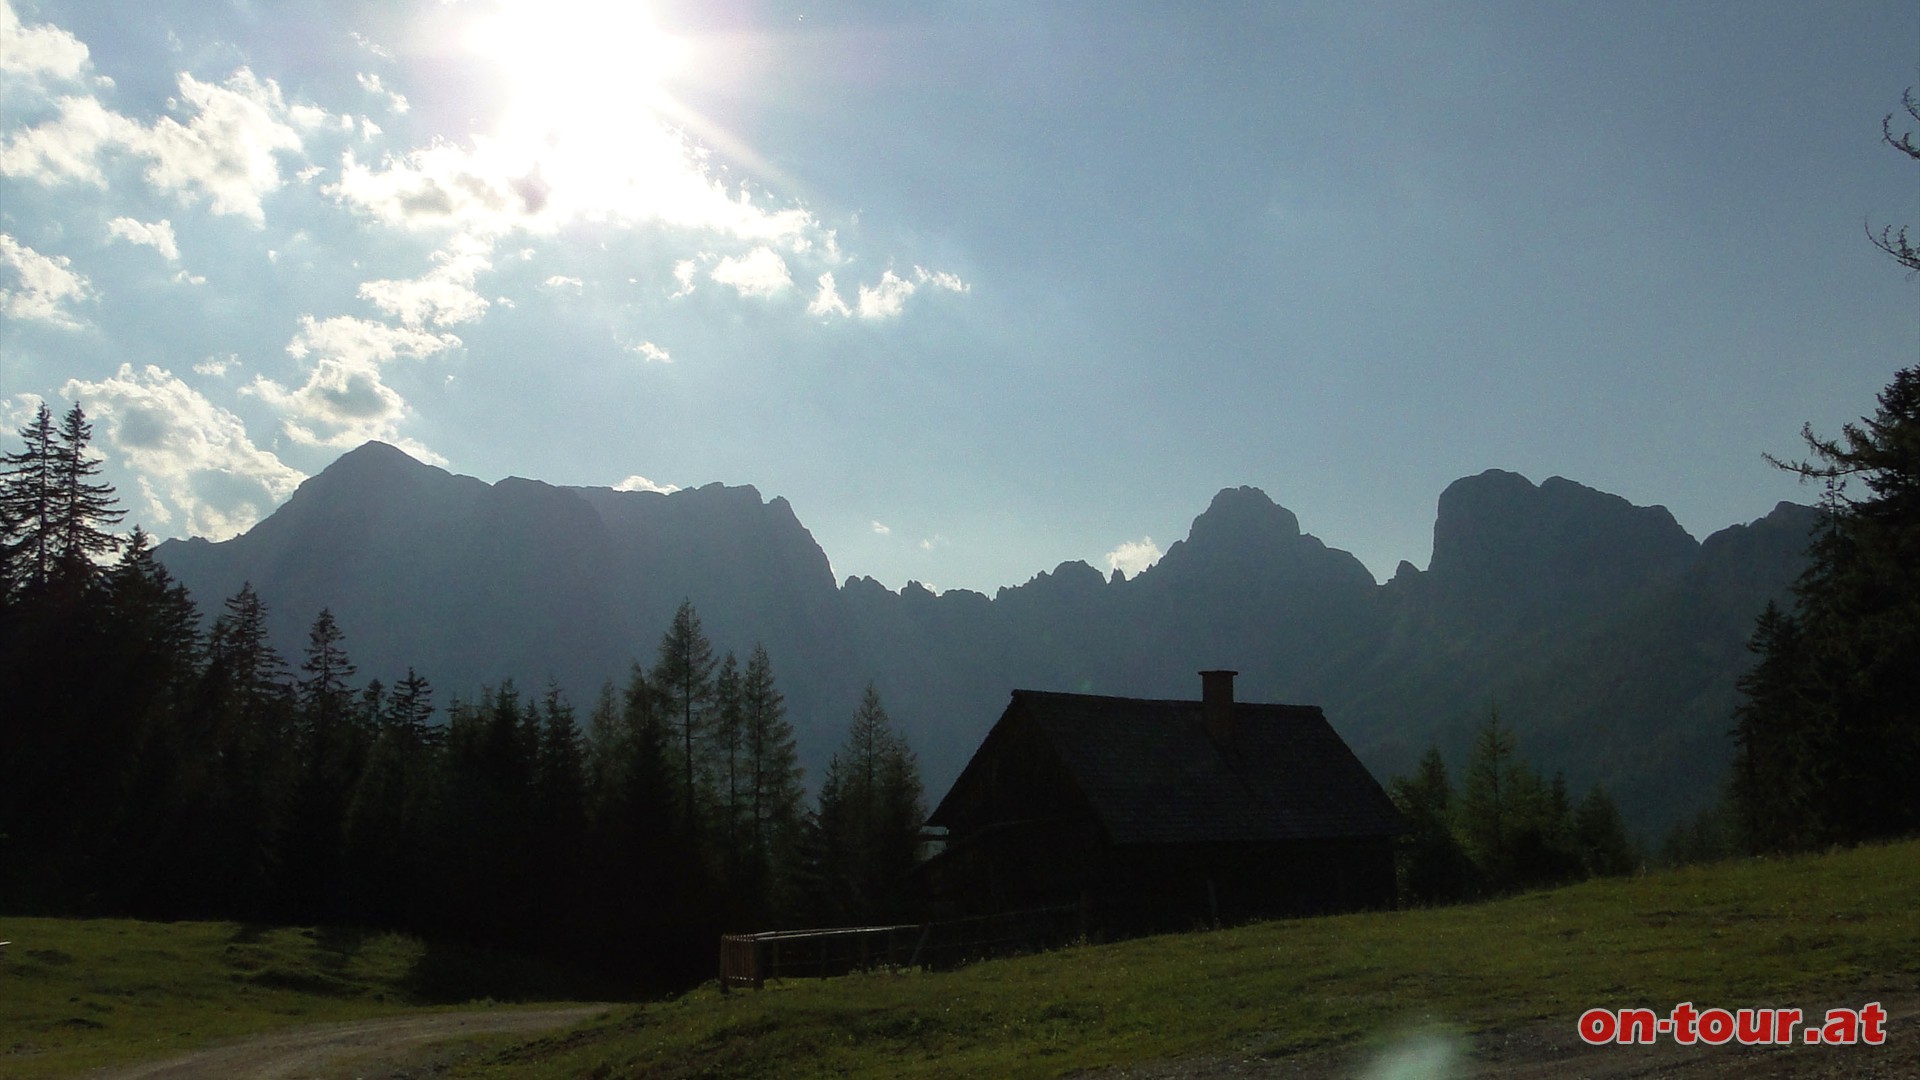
[719,905,1081,990]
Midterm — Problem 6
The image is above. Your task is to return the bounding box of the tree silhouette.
[739,644,804,920]
[1868,89,1920,274]
[1730,91,1920,850]
[51,404,125,582]
[0,403,59,592]
[651,599,717,835]
[811,683,924,924]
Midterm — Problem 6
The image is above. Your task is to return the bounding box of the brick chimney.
[1201,669,1237,747]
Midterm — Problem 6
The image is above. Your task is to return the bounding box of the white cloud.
[918,267,970,295]
[709,245,791,298]
[857,268,916,320]
[290,103,334,130]
[669,258,697,298]
[106,216,181,261]
[355,72,409,114]
[0,233,91,328]
[541,274,583,290]
[284,313,460,366]
[350,32,393,61]
[328,121,822,250]
[133,69,307,222]
[615,474,679,493]
[871,521,891,536]
[358,235,492,326]
[245,357,418,454]
[0,66,316,224]
[192,353,239,376]
[1104,537,1163,578]
[807,271,851,318]
[0,0,90,84]
[852,265,970,321]
[628,340,670,363]
[0,94,135,185]
[247,314,458,455]
[2,391,49,430]
[360,273,488,326]
[60,363,306,540]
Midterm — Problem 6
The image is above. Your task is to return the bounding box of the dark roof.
[932,689,1403,845]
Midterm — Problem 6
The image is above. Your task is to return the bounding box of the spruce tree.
[812,683,925,924]
[1572,785,1636,877]
[533,680,589,943]
[345,669,437,927]
[50,403,124,583]
[282,608,365,920]
[1737,367,1920,847]
[298,608,359,735]
[1732,97,1920,848]
[199,583,295,915]
[98,529,210,914]
[1388,747,1480,903]
[206,584,291,710]
[0,402,59,592]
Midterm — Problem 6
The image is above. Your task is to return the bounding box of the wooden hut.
[919,671,1402,932]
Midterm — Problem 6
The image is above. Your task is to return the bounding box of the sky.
[3,0,1916,595]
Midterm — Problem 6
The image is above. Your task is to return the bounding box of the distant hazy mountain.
[156,442,857,767]
[155,445,1814,837]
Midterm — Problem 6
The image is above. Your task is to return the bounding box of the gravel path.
[86,1004,612,1080]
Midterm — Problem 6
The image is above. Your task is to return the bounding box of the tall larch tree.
[651,599,717,835]
[740,643,804,921]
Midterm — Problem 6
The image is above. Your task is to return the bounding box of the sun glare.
[445,0,805,243]
[460,0,710,221]
[468,0,690,121]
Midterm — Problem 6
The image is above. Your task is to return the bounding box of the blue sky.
[3,0,1916,594]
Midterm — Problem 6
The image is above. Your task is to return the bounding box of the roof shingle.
[1000,689,1403,845]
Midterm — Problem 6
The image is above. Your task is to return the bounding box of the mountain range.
[154,442,1818,838]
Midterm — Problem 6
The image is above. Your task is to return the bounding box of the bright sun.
[462,0,719,224]
[467,0,691,130]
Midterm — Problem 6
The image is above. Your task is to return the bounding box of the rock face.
[155,442,1815,836]
[157,444,851,763]
[1426,470,1700,621]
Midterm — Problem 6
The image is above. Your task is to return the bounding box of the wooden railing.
[719,905,1081,990]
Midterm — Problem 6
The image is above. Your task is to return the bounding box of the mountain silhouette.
[155,443,1814,836]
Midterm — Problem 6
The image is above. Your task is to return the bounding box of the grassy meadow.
[455,841,1919,1078]
[4,840,1916,1079]
[0,918,610,1078]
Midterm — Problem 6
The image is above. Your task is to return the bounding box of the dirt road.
[88,1004,612,1080]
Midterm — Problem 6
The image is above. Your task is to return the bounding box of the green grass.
[5,842,1915,1079]
[0,918,601,1078]
[454,841,1920,1079]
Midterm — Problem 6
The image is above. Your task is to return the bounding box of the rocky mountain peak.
[1427,469,1698,608]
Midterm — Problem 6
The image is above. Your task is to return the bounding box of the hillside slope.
[447,841,1920,1078]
